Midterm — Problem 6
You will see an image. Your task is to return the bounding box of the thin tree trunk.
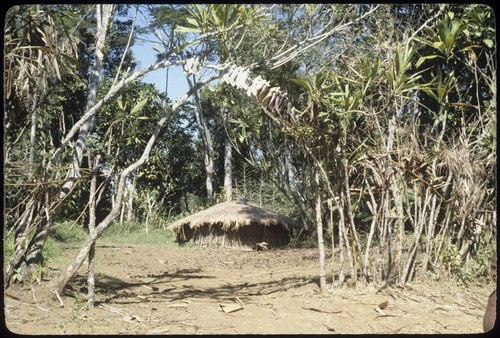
[389,175,405,271]
[119,194,125,225]
[29,97,38,166]
[243,163,247,197]
[364,184,379,283]
[401,186,430,284]
[327,198,335,286]
[343,158,362,282]
[419,191,438,279]
[20,188,54,283]
[385,211,393,286]
[223,106,232,202]
[185,71,214,204]
[339,189,355,281]
[87,154,100,308]
[338,205,346,285]
[432,184,453,270]
[259,178,263,206]
[315,170,326,292]
[126,174,136,223]
[145,196,155,231]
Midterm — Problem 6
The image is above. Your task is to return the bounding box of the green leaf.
[131,98,148,115]
[211,5,221,27]
[175,25,201,33]
[117,97,124,110]
[484,38,494,48]
[291,78,312,92]
[238,6,247,17]
[305,4,319,16]
[186,17,200,27]
[314,72,327,90]
[433,41,444,49]
[416,55,441,68]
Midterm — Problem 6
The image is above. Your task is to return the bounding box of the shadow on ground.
[66,267,318,305]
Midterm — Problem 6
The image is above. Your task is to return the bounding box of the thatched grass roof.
[168,201,298,233]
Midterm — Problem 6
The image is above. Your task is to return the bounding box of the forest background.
[3,4,496,300]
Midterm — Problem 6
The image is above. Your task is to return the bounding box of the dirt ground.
[4,244,493,335]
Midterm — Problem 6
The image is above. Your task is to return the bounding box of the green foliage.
[12,268,24,284]
[41,236,61,263]
[3,232,14,266]
[50,222,87,243]
[418,12,464,60]
[440,229,496,286]
[175,4,266,60]
[441,243,464,282]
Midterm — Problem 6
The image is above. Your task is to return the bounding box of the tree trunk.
[60,4,114,197]
[339,188,355,282]
[342,157,362,282]
[338,205,346,285]
[5,5,116,286]
[327,198,335,286]
[418,190,439,279]
[22,224,51,283]
[6,199,36,283]
[223,106,232,202]
[400,186,430,284]
[315,170,326,293]
[87,154,100,308]
[363,183,379,283]
[389,175,405,268]
[126,174,136,223]
[184,71,214,204]
[205,155,214,204]
[29,96,38,166]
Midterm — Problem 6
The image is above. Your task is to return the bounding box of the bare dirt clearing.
[4,244,491,334]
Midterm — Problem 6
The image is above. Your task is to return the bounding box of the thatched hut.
[168,201,298,250]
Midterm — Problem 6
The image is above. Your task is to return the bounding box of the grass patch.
[3,230,63,266]
[98,222,177,246]
[51,222,87,243]
[3,222,178,268]
[3,231,15,266]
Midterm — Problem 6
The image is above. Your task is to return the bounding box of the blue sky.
[132,43,189,102]
[128,6,219,104]
[126,5,189,103]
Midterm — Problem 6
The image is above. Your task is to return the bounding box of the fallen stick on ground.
[301,306,342,314]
